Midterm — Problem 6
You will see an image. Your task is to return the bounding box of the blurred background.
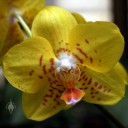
[0,0,127,127]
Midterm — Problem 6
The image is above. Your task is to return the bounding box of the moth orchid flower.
[0,0,45,64]
[3,6,126,121]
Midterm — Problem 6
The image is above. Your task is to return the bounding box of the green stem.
[13,12,32,37]
[95,105,125,128]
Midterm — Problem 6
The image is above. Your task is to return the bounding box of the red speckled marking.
[57,48,70,54]
[42,77,65,107]
[84,77,88,81]
[49,58,54,71]
[90,57,93,63]
[84,87,88,90]
[90,92,94,95]
[72,53,83,63]
[38,75,43,79]
[91,87,94,91]
[52,73,55,78]
[76,43,80,46]
[39,55,43,66]
[98,85,102,89]
[66,43,69,45]
[76,47,88,58]
[29,70,34,76]
[50,84,63,93]
[107,89,111,93]
[88,78,92,85]
[85,39,89,44]
[43,65,46,74]
[76,69,113,102]
[48,77,51,82]
[97,98,101,101]
[94,50,97,53]
[99,59,101,62]
[91,95,95,98]
[82,75,86,80]
[82,83,85,86]
[80,71,84,77]
[94,82,98,87]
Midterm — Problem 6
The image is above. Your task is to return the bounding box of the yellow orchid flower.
[0,0,45,64]
[3,6,126,121]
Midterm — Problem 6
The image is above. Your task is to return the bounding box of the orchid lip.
[54,54,85,104]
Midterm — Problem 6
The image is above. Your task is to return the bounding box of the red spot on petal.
[43,65,46,74]
[54,98,57,101]
[38,75,43,79]
[48,77,51,82]
[29,70,34,76]
[91,95,95,98]
[39,55,43,66]
[90,92,94,95]
[80,71,84,77]
[53,106,56,109]
[94,82,98,87]
[76,47,88,58]
[88,78,92,85]
[94,50,97,53]
[97,98,101,101]
[57,101,60,105]
[76,43,80,46]
[84,77,88,81]
[85,39,89,44]
[49,69,52,73]
[42,103,45,105]
[99,59,101,62]
[82,75,86,80]
[90,57,93,63]
[50,58,54,66]
[82,82,86,86]
[91,87,94,91]
[57,48,70,54]
[72,53,83,63]
[66,43,69,45]
[84,87,88,90]
[107,89,111,93]
[98,85,102,89]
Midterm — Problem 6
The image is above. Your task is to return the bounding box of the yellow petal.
[77,65,125,105]
[3,37,57,93]
[23,87,65,121]
[69,22,124,72]
[115,62,128,85]
[0,23,24,65]
[32,6,77,57]
[72,13,86,23]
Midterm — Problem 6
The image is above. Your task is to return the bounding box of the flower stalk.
[13,12,32,37]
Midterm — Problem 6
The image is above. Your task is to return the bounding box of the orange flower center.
[55,56,85,105]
